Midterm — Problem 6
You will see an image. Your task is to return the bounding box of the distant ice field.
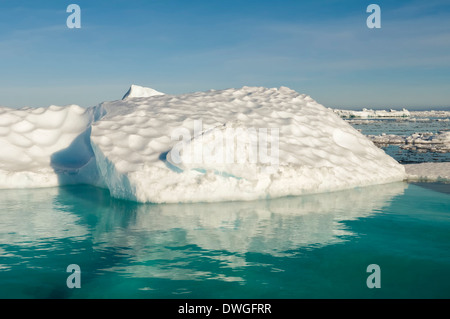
[345,117,450,163]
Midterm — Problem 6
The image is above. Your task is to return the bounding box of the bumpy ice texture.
[0,104,104,188]
[0,86,406,203]
[91,86,406,202]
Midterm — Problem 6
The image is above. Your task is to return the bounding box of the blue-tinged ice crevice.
[90,141,137,201]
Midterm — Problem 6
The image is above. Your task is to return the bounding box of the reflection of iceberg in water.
[0,187,89,246]
[0,182,406,284]
[92,182,406,256]
[76,182,406,282]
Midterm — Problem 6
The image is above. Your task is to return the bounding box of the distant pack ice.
[333,108,411,118]
[0,85,406,203]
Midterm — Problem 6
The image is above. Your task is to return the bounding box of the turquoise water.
[0,182,449,299]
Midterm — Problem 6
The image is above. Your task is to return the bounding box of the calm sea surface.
[0,182,449,299]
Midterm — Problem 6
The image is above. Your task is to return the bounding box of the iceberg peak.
[122,84,164,100]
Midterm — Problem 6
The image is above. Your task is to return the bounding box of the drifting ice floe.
[409,110,450,118]
[333,108,411,118]
[368,131,450,153]
[0,85,406,203]
[405,162,450,182]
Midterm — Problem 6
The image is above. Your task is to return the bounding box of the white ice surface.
[0,85,407,203]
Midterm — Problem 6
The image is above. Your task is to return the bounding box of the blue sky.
[0,0,449,109]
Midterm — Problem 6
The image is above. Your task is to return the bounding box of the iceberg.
[0,85,406,203]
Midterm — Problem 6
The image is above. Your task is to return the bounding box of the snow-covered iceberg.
[0,85,406,203]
